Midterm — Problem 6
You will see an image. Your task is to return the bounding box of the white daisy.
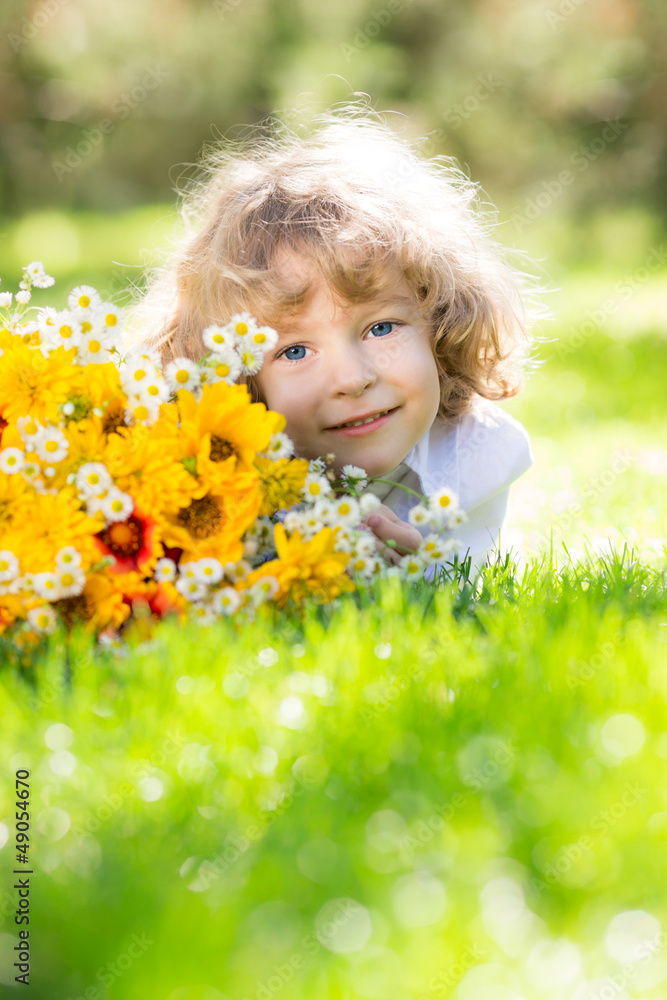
[202,348,243,385]
[121,357,156,394]
[223,559,252,583]
[100,489,133,522]
[249,325,278,352]
[175,577,208,602]
[68,285,102,312]
[420,534,452,563]
[24,262,55,289]
[34,426,68,464]
[16,290,31,305]
[260,431,294,460]
[308,457,327,476]
[0,448,24,475]
[55,565,86,598]
[237,344,264,376]
[32,571,62,601]
[16,416,44,445]
[340,464,369,491]
[75,462,112,497]
[154,558,177,582]
[165,357,201,394]
[0,292,13,307]
[302,473,333,503]
[137,377,169,407]
[359,492,382,515]
[228,312,258,339]
[211,586,243,615]
[202,324,238,353]
[96,302,123,333]
[429,486,459,518]
[245,576,280,608]
[178,562,198,581]
[191,558,224,586]
[27,605,58,634]
[190,602,217,626]
[56,546,82,570]
[408,504,432,528]
[21,460,41,484]
[0,550,20,583]
[332,495,361,527]
[398,553,426,581]
[448,509,468,528]
[123,398,160,427]
[45,311,83,350]
[76,328,114,366]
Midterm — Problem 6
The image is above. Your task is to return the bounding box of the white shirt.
[365,397,534,577]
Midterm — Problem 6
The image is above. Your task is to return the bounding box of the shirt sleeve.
[456,399,534,512]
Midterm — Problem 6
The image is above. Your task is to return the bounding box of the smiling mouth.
[328,407,399,430]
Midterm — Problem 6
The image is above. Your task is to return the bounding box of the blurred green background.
[1,0,666,558]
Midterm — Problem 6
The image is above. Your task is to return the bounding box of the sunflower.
[244,523,354,608]
[0,341,83,424]
[254,456,310,516]
[175,382,285,495]
[161,470,261,564]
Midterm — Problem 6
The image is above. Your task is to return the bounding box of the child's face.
[252,253,441,479]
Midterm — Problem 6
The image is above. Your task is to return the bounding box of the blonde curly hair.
[129,103,549,419]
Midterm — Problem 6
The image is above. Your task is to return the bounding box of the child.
[132,108,548,576]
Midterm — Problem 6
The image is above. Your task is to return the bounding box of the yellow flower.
[0,470,30,534]
[2,487,101,574]
[56,571,133,633]
[175,382,285,494]
[255,456,310,516]
[245,524,354,608]
[161,476,261,564]
[104,421,199,520]
[0,341,83,423]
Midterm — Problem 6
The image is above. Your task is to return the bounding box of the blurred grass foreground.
[1,549,667,999]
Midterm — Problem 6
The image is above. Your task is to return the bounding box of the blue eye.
[369,321,397,337]
[281,345,307,361]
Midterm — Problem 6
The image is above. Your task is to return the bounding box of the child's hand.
[362,503,423,566]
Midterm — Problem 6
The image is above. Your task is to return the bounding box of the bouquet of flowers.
[0,263,464,658]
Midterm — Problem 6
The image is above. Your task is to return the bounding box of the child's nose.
[329,349,377,395]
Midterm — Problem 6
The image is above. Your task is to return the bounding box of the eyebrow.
[273,293,419,338]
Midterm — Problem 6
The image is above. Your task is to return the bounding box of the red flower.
[94,507,161,575]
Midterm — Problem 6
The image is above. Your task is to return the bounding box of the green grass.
[1,550,666,999]
[1,205,666,997]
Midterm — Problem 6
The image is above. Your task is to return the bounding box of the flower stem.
[368,478,428,502]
